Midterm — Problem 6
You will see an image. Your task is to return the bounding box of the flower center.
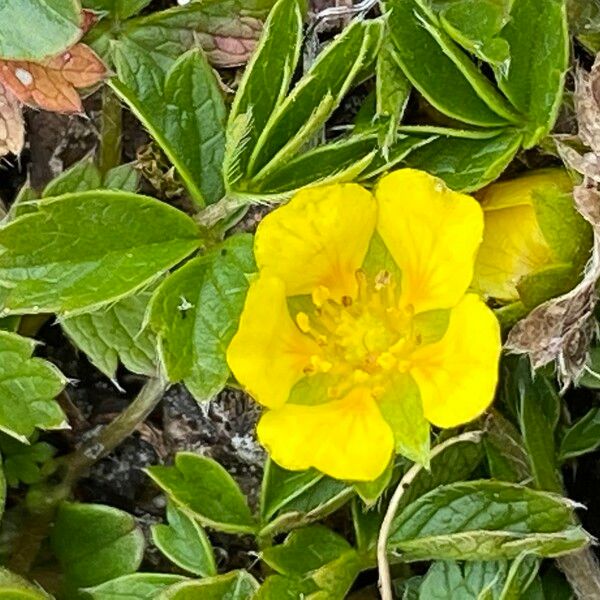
[297,270,420,397]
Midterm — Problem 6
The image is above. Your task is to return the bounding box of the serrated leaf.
[61,288,157,382]
[0,331,67,442]
[43,157,101,197]
[389,480,588,561]
[493,0,568,147]
[85,573,188,600]
[246,18,384,182]
[226,0,304,183]
[147,452,257,534]
[0,43,107,113]
[402,128,522,191]
[0,191,200,315]
[0,568,50,599]
[152,502,216,577]
[51,502,145,591]
[0,82,24,158]
[149,234,254,402]
[0,0,82,62]
[384,0,516,126]
[559,407,600,460]
[112,48,226,206]
[158,570,259,600]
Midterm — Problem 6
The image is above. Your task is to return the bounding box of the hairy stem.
[8,376,167,576]
[98,85,123,176]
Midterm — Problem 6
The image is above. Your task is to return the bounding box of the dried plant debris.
[507,57,600,386]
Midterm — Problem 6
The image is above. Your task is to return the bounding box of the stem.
[557,547,600,598]
[8,377,167,576]
[377,432,483,600]
[98,85,123,176]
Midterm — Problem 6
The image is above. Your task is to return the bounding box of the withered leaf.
[0,82,24,157]
[0,44,107,114]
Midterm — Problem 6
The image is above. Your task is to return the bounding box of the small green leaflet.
[61,288,158,384]
[112,48,227,207]
[85,573,188,600]
[559,407,600,461]
[0,0,82,61]
[0,191,201,315]
[0,331,67,442]
[50,502,145,591]
[149,234,255,403]
[0,434,55,487]
[42,158,102,198]
[0,568,50,599]
[158,570,259,599]
[152,502,217,577]
[146,452,257,534]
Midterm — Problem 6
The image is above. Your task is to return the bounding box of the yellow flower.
[472,170,592,310]
[227,170,501,481]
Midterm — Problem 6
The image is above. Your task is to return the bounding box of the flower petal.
[227,275,319,409]
[376,169,484,313]
[257,388,394,481]
[409,294,501,428]
[255,183,376,300]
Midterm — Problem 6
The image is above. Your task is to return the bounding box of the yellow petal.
[472,171,565,302]
[376,169,484,313]
[227,275,319,409]
[254,183,377,300]
[257,388,394,481]
[409,294,501,428]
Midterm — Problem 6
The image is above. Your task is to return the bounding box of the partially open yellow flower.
[227,169,501,481]
[472,170,592,314]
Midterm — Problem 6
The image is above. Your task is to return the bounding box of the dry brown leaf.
[0,82,24,157]
[0,44,107,114]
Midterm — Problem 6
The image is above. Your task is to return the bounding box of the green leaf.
[149,234,255,402]
[0,568,51,599]
[516,263,580,310]
[0,0,82,61]
[389,480,588,561]
[82,0,151,20]
[384,0,516,126]
[103,163,140,192]
[158,571,259,600]
[0,191,200,315]
[246,18,384,182]
[50,502,145,591]
[42,158,102,198]
[402,128,522,191]
[0,434,55,487]
[559,408,600,461]
[516,362,562,493]
[112,48,227,207]
[394,431,484,517]
[494,0,569,147]
[61,288,157,383]
[353,459,394,506]
[261,525,352,576]
[577,346,600,388]
[151,502,216,577]
[85,573,188,600]
[0,331,67,442]
[146,452,257,534]
[226,0,304,185]
[484,410,531,483]
[378,373,430,465]
[250,134,378,195]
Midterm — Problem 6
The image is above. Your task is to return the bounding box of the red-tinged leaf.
[81,10,99,35]
[0,44,107,114]
[0,82,24,157]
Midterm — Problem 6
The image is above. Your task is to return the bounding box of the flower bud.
[472,170,593,315]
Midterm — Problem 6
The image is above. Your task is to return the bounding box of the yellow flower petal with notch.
[228,169,501,481]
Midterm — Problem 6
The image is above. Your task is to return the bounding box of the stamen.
[296,311,311,333]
